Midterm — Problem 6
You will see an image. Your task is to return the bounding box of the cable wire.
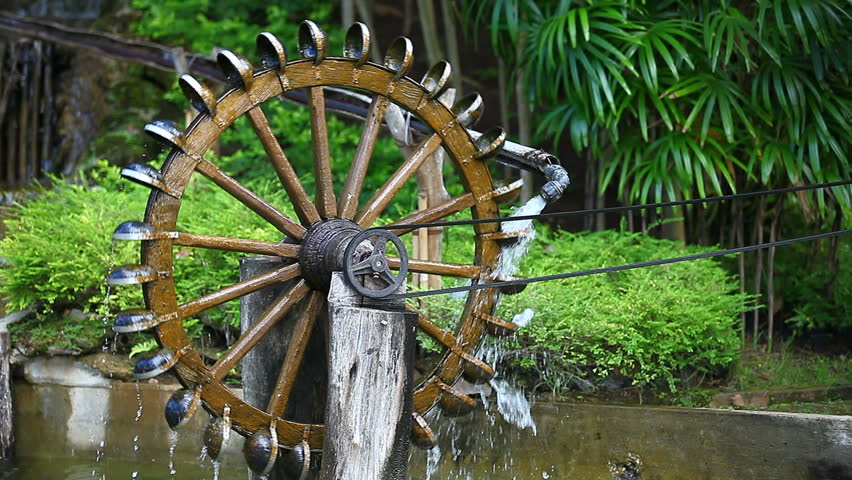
[389,179,852,231]
[387,228,852,300]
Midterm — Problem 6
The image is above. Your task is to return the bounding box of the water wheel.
[108,20,524,474]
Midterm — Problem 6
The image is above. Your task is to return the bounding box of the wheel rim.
[114,21,522,462]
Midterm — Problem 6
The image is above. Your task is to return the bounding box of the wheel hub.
[298,218,363,290]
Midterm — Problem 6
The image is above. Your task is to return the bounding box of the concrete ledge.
[710,384,852,408]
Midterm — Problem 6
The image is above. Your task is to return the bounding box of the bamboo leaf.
[579,7,590,42]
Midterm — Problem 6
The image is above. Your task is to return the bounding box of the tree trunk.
[320,274,417,480]
[354,0,381,63]
[735,199,746,344]
[440,0,463,94]
[341,0,355,28]
[514,31,533,203]
[766,195,784,352]
[752,196,766,348]
[825,201,843,300]
[417,0,442,66]
[0,329,13,461]
[584,149,595,231]
[497,57,512,181]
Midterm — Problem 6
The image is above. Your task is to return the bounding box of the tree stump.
[319,273,417,480]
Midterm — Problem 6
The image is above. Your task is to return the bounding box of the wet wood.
[338,95,390,218]
[413,309,493,379]
[266,290,324,418]
[240,257,327,478]
[133,58,504,451]
[194,158,306,239]
[355,134,443,227]
[0,329,13,460]
[308,86,338,218]
[211,280,310,381]
[174,232,300,258]
[321,274,417,480]
[386,193,475,234]
[247,106,321,226]
[389,257,480,278]
[177,263,300,321]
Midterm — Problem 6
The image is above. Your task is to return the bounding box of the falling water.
[133,381,143,422]
[490,379,537,435]
[168,430,178,475]
[425,444,442,480]
[512,308,535,328]
[495,195,547,280]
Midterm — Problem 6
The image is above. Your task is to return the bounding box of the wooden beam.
[320,274,417,480]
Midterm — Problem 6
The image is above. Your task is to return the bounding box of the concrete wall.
[7,365,852,480]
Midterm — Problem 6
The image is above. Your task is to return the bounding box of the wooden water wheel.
[108,20,525,475]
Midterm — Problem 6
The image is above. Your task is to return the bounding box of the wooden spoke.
[178,263,301,321]
[385,194,475,235]
[410,308,486,367]
[195,159,306,239]
[338,95,391,219]
[388,258,481,279]
[174,232,300,258]
[247,107,321,225]
[385,180,524,235]
[307,87,337,218]
[267,290,325,418]
[355,134,443,228]
[211,280,311,381]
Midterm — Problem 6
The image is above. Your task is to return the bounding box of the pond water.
[3,381,851,479]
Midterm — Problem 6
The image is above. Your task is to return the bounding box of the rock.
[22,356,110,387]
[79,352,135,381]
[711,390,770,408]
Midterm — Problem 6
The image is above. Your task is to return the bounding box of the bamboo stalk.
[766,195,784,352]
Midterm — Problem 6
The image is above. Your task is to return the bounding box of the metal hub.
[298,218,363,290]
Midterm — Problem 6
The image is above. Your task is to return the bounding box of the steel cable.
[389,179,852,231]
[388,228,852,299]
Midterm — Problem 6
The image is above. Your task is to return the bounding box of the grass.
[730,344,852,391]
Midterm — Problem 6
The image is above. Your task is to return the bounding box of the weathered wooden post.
[320,273,417,480]
[0,327,13,461]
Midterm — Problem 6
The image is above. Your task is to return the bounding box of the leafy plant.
[464,0,851,209]
[494,228,749,393]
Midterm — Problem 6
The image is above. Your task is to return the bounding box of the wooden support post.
[0,328,14,461]
[320,273,417,480]
[240,257,326,479]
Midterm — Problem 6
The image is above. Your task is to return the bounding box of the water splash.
[491,379,537,435]
[168,430,178,475]
[212,460,221,480]
[495,195,546,279]
[512,308,535,328]
[425,444,442,480]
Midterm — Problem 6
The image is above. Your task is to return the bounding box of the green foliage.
[131,0,338,57]
[777,239,852,334]
[463,0,851,210]
[494,228,748,393]
[0,164,147,316]
[731,345,851,390]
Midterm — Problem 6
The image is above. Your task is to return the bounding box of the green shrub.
[776,240,852,335]
[0,165,147,352]
[494,229,749,393]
